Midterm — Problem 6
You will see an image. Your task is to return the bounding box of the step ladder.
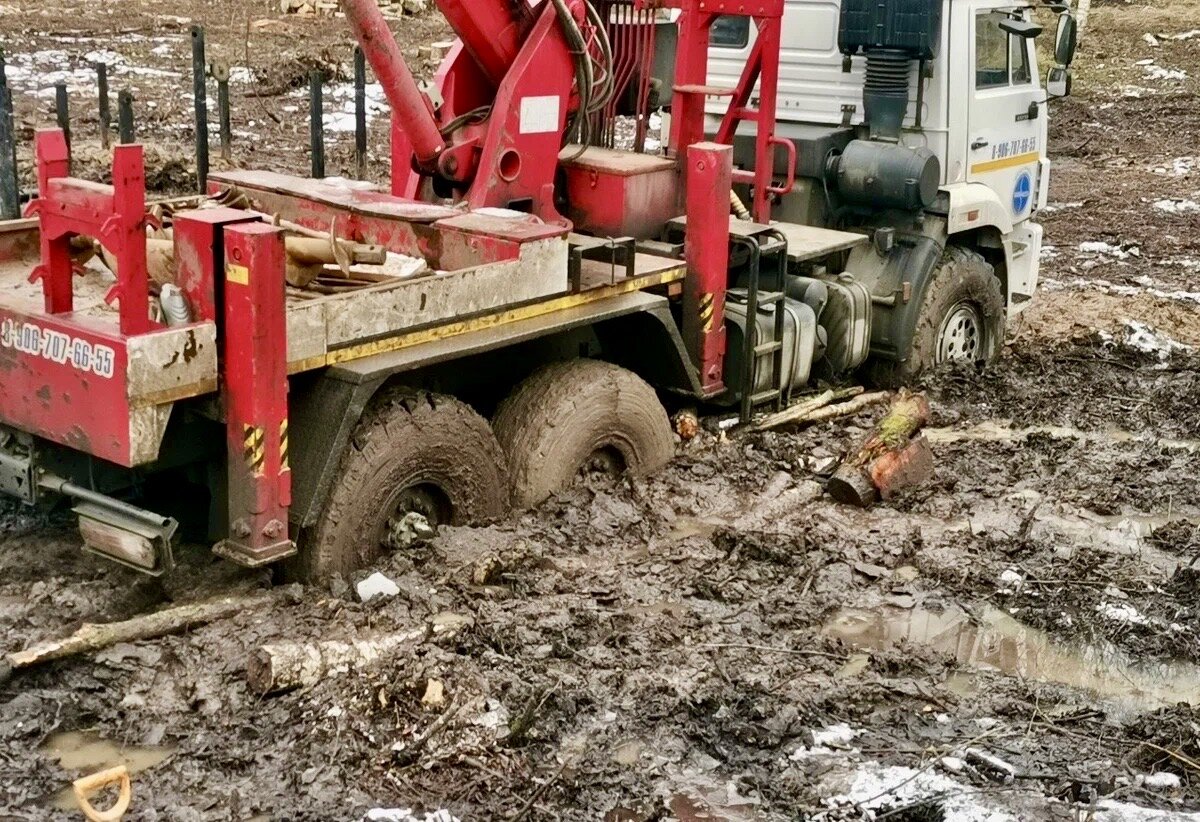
[733,224,790,424]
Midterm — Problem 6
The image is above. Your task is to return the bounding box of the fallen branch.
[753,387,866,432]
[3,590,277,681]
[791,390,892,428]
[246,613,472,694]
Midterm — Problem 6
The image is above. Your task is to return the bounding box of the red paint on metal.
[562,148,680,239]
[459,1,576,223]
[683,143,731,396]
[0,306,134,465]
[712,15,795,223]
[27,129,154,335]
[216,222,295,565]
[342,0,446,171]
[207,172,567,271]
[172,207,260,323]
[437,0,525,87]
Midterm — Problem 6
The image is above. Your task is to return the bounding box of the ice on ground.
[812,723,860,747]
[1139,772,1182,790]
[1042,275,1200,307]
[818,758,1200,821]
[998,569,1024,593]
[1041,201,1083,213]
[789,724,863,760]
[1140,62,1187,81]
[1154,198,1200,214]
[1152,156,1196,176]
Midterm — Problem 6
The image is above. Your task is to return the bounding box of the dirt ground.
[2,0,1200,820]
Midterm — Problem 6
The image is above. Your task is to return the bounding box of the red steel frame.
[666,0,795,224]
[26,129,154,336]
[349,0,579,222]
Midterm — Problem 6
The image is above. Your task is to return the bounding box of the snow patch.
[1123,320,1194,361]
[364,810,459,822]
[1096,600,1149,626]
[997,569,1024,593]
[1078,241,1140,260]
[1154,198,1200,215]
[1139,772,1182,790]
[324,81,389,132]
[1139,61,1187,82]
[789,723,862,760]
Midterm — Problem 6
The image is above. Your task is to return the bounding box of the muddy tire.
[291,388,510,583]
[493,360,675,508]
[872,246,1005,387]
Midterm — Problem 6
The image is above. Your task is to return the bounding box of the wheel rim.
[581,445,627,478]
[381,483,449,550]
[935,302,985,364]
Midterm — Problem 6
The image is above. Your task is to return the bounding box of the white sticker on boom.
[519,96,560,134]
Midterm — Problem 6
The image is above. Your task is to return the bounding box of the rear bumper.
[0,431,177,574]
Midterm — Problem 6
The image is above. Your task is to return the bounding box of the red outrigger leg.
[213,222,296,567]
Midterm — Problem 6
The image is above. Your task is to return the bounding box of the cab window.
[711,16,750,49]
[976,12,1032,88]
[1010,29,1032,84]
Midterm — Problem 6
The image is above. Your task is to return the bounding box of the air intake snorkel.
[837,0,942,141]
[827,0,944,210]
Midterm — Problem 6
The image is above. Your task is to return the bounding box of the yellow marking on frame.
[279,418,290,473]
[226,263,250,286]
[320,266,687,367]
[243,424,265,476]
[969,151,1040,174]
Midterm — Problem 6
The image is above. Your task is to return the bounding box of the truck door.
[968,8,1045,224]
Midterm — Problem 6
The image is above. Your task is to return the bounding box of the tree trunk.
[827,390,934,507]
[246,613,473,695]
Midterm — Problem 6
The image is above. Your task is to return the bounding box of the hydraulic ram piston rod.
[342,0,446,170]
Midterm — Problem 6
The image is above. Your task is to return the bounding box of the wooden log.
[827,390,934,507]
[3,591,277,680]
[246,612,473,695]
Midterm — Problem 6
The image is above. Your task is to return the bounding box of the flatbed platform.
[667,216,867,263]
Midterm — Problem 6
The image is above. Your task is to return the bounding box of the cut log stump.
[827,390,934,507]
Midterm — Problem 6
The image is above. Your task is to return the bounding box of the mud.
[1,0,1200,820]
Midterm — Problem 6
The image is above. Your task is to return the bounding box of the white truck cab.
[697,0,1078,381]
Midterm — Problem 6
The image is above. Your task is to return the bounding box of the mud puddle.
[38,731,175,810]
[825,604,1200,720]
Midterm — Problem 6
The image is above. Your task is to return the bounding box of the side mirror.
[1047,66,1072,98]
[1055,14,1079,66]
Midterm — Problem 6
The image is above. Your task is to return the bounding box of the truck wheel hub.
[936,302,983,363]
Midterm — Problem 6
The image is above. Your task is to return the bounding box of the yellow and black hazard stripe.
[243,424,266,477]
[699,292,715,333]
[279,418,290,473]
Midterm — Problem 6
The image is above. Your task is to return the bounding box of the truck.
[0,0,1079,582]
